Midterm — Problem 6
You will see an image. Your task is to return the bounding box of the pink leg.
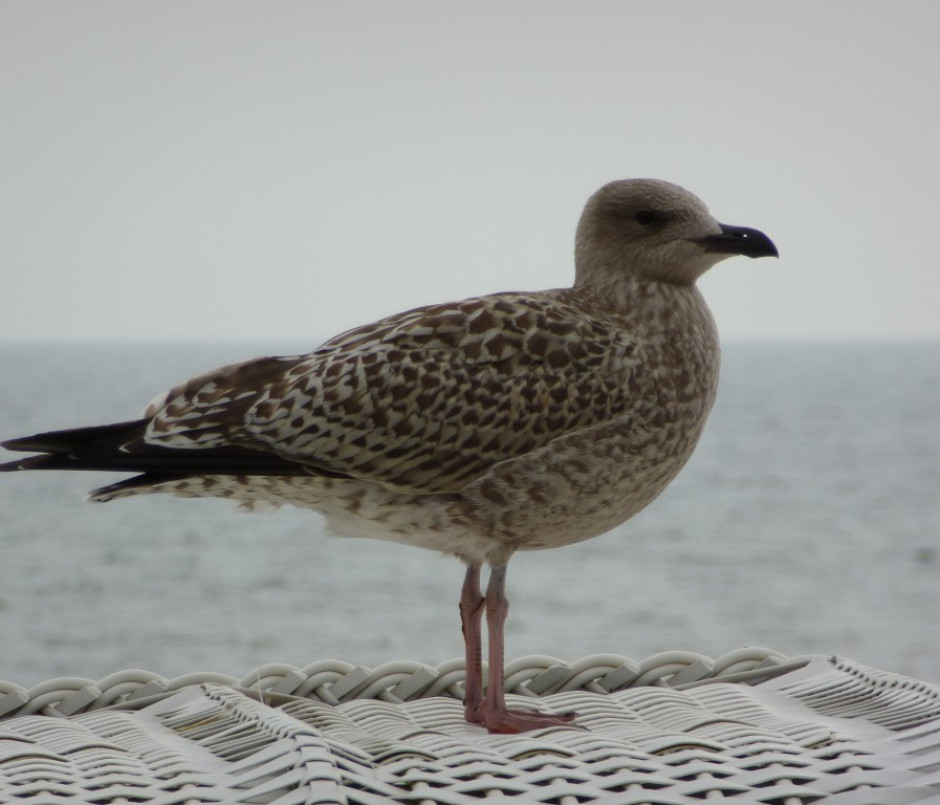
[459,564,485,724]
[478,564,578,733]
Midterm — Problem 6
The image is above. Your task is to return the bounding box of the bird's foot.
[467,701,579,733]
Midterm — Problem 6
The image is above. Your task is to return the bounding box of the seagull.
[1,179,777,733]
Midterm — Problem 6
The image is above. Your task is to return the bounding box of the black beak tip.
[747,230,780,259]
[700,224,779,259]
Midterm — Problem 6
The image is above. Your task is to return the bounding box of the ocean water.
[0,341,937,687]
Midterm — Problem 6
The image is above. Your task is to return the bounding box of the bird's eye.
[634,210,663,226]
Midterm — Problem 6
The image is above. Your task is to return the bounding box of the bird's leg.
[478,564,578,733]
[459,563,485,724]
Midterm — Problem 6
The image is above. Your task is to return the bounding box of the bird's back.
[143,288,656,496]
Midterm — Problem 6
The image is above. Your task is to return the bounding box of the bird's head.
[574,178,778,290]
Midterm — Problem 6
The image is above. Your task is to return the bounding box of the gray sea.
[0,341,938,687]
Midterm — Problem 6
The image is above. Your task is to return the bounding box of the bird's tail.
[1,419,333,477]
[0,420,153,472]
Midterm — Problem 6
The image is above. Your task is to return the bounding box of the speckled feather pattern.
[83,179,766,567]
[147,293,650,491]
[100,279,719,564]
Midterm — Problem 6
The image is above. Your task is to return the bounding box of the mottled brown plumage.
[1,178,777,732]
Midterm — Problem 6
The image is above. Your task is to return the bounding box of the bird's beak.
[697,223,779,259]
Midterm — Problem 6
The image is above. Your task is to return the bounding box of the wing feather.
[145,292,641,492]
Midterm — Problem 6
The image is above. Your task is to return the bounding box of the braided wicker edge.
[0,647,818,720]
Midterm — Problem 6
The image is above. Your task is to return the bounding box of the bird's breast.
[463,287,721,552]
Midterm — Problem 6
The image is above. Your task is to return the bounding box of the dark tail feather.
[1,420,347,479]
[2,420,149,456]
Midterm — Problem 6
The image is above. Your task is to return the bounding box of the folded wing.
[145,292,640,493]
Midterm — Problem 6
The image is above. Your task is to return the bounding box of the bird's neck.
[571,271,706,325]
[566,273,720,377]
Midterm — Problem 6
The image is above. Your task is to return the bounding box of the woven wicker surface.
[1,650,939,804]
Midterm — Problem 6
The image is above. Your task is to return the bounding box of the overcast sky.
[2,2,938,343]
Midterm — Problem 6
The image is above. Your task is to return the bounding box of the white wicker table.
[2,650,939,804]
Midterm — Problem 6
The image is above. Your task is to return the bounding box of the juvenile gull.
[1,179,777,733]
